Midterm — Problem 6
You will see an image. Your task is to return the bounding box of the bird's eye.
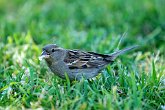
[51,48,55,52]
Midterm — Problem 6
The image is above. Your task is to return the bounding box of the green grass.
[0,0,165,109]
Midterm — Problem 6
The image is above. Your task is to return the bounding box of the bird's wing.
[64,50,108,69]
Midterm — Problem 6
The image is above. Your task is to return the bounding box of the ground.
[0,0,165,109]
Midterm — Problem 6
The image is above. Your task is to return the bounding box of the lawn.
[0,0,165,109]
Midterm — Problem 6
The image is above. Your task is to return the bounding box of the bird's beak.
[39,50,50,61]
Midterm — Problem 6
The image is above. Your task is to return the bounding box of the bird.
[39,44,138,80]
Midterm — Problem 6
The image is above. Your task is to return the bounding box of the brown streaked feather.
[64,50,109,69]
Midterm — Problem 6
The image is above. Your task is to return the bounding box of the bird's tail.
[106,45,139,61]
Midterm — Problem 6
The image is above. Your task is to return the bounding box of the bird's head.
[39,44,66,64]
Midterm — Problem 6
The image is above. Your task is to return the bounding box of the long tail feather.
[108,45,139,61]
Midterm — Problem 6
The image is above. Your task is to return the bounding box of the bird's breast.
[48,61,71,79]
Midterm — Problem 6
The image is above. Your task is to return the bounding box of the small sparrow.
[39,44,138,80]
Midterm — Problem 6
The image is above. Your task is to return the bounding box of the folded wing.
[64,50,109,69]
